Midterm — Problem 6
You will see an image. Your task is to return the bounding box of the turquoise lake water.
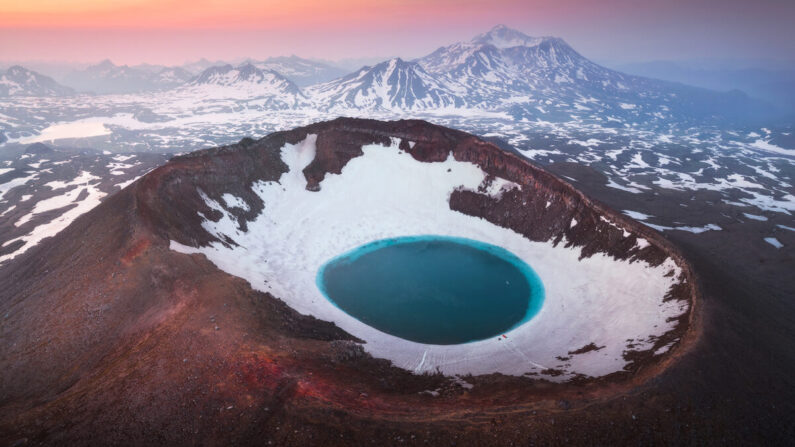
[316,235,544,345]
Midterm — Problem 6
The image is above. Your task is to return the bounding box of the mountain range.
[251,55,349,86]
[1,26,780,127]
[181,63,309,108]
[0,66,75,97]
[312,25,773,125]
[307,58,465,111]
[61,59,194,94]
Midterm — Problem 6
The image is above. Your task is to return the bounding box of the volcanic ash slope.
[171,122,692,381]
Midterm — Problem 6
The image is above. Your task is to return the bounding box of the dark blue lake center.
[317,235,544,345]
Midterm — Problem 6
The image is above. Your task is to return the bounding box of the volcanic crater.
[0,118,699,445]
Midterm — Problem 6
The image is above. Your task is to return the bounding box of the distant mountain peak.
[186,63,307,107]
[6,65,29,75]
[92,59,116,69]
[192,64,234,83]
[375,57,411,70]
[63,60,194,93]
[193,63,295,87]
[308,55,463,111]
[353,57,428,81]
[0,65,74,97]
[254,56,349,87]
[235,63,262,78]
[472,25,549,49]
[85,59,134,74]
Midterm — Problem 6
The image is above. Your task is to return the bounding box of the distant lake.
[317,235,544,345]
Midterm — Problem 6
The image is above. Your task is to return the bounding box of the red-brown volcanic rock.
[0,118,699,446]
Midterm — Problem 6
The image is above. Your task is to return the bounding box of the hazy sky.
[0,0,793,65]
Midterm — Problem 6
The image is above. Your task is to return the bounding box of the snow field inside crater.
[171,136,688,380]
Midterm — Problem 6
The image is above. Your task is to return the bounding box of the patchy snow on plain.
[764,237,783,249]
[743,213,768,221]
[749,139,795,157]
[606,178,644,194]
[0,172,38,201]
[171,136,687,381]
[14,186,84,227]
[622,210,652,221]
[646,223,722,234]
[0,171,106,263]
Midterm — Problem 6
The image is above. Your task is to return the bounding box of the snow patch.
[646,223,722,234]
[748,139,795,157]
[764,237,783,249]
[623,210,651,221]
[18,121,110,144]
[743,213,767,221]
[222,193,251,211]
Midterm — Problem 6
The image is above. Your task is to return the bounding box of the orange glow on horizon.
[1,1,789,65]
[0,0,521,29]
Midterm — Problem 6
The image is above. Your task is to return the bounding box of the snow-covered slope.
[419,32,631,109]
[0,66,74,97]
[308,58,464,112]
[148,66,194,88]
[181,58,229,75]
[253,55,348,86]
[471,24,548,49]
[415,25,771,125]
[184,63,308,108]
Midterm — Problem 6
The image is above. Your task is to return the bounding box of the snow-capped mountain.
[192,63,294,89]
[0,66,74,97]
[420,28,601,85]
[147,66,194,88]
[470,24,548,49]
[417,30,642,109]
[181,58,229,75]
[0,25,783,153]
[297,25,769,124]
[62,60,193,94]
[63,60,148,93]
[414,25,771,125]
[184,63,308,108]
[251,55,348,87]
[308,58,464,112]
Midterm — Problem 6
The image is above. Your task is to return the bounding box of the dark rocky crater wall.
[0,118,699,446]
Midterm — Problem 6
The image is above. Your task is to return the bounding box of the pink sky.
[0,0,793,65]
